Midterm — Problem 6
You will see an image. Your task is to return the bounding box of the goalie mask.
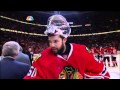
[44,14,71,38]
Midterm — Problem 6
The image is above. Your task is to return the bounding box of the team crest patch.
[58,66,83,79]
[33,53,41,62]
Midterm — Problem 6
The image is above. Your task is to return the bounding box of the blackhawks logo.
[58,66,83,79]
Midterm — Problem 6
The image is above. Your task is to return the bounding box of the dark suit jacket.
[26,51,33,65]
[0,57,30,79]
[16,52,31,66]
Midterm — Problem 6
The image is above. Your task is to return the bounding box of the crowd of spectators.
[0,12,120,55]
[0,31,120,55]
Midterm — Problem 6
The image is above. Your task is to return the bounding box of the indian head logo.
[58,66,83,79]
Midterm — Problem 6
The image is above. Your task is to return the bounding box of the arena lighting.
[117,30,120,32]
[53,11,82,15]
[0,16,46,27]
[0,15,85,27]
[54,11,61,15]
[0,28,120,37]
[71,25,82,27]
[69,22,73,24]
[85,24,91,26]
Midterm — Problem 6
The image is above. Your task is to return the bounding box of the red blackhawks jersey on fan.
[24,43,110,79]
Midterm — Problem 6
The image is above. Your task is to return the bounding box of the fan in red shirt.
[24,14,110,79]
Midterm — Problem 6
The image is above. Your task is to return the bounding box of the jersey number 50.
[27,66,37,77]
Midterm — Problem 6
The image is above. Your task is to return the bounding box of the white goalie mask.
[44,14,71,38]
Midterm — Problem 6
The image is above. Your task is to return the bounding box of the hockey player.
[24,14,110,79]
[103,46,111,67]
[110,46,118,67]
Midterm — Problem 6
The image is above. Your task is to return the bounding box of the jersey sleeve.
[82,46,110,79]
[24,54,45,79]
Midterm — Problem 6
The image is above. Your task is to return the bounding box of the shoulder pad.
[33,53,42,62]
[86,47,92,53]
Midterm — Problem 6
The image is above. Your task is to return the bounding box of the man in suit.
[26,47,33,65]
[0,41,30,79]
[0,56,4,61]
[16,46,31,66]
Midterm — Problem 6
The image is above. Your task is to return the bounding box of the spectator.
[26,47,33,65]
[16,46,31,66]
[0,41,30,79]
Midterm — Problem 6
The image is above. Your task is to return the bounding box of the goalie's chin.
[51,49,58,54]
